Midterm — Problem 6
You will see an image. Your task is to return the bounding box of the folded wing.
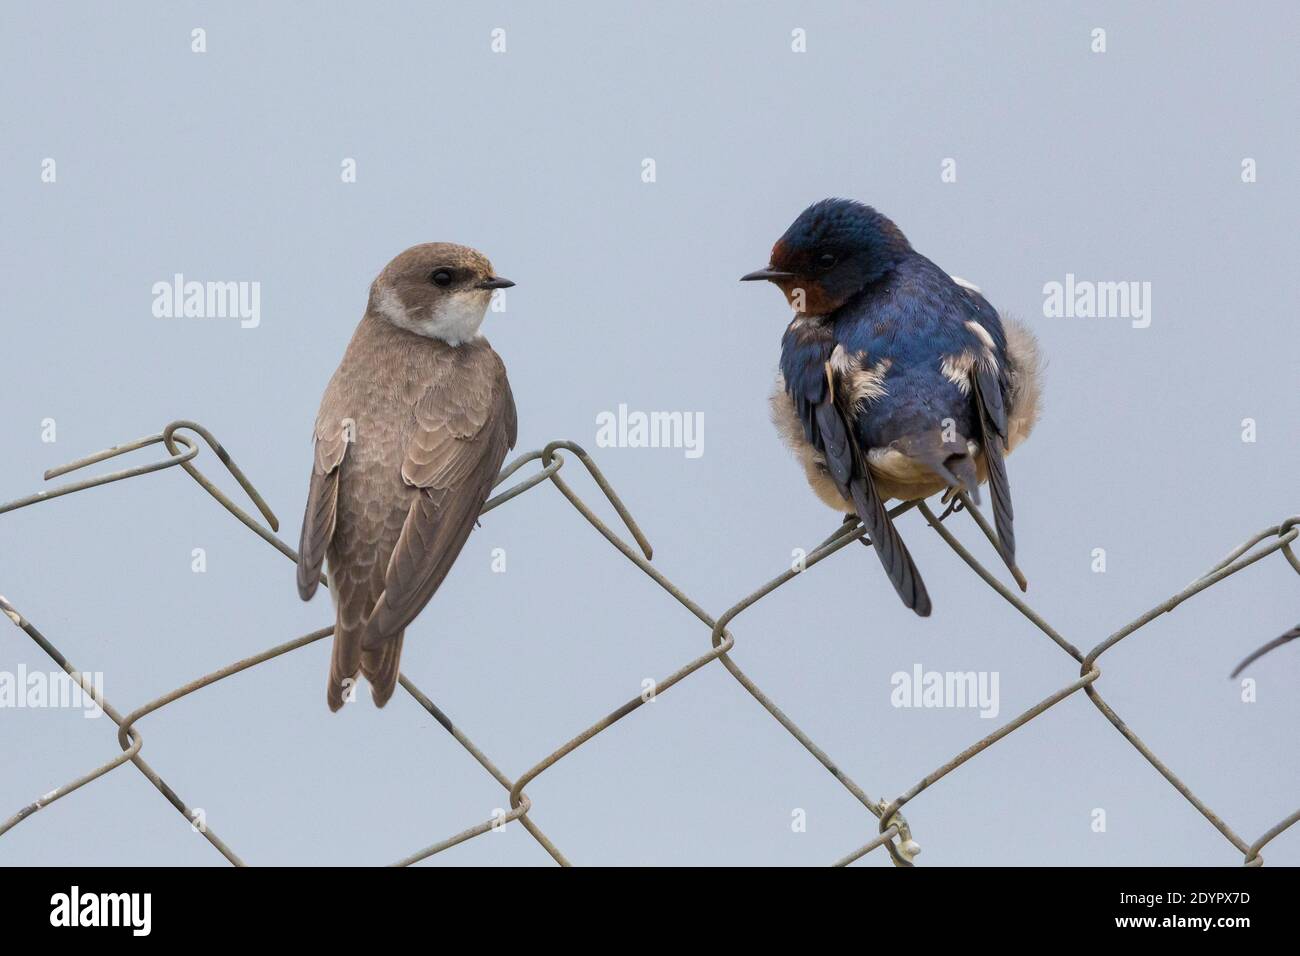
[363,360,518,653]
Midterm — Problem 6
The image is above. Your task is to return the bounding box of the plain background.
[1,1,1296,867]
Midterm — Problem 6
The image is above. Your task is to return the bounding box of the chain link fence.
[2,419,1296,866]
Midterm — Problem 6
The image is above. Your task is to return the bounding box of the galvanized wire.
[1,420,1296,866]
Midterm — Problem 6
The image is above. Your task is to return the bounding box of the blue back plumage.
[765,199,1026,610]
[777,201,1008,451]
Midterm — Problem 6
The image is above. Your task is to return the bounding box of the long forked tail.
[848,474,932,617]
[815,361,931,617]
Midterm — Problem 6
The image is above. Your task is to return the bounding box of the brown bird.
[297,243,517,711]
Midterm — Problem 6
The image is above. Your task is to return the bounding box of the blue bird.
[742,199,1043,616]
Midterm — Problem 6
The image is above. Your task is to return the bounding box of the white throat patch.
[377,287,489,346]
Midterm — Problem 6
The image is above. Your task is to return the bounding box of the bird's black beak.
[740,268,795,282]
[478,276,515,289]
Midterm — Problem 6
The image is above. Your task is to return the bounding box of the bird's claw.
[936,495,965,522]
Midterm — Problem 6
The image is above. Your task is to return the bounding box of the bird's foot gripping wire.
[878,801,922,866]
[832,513,876,550]
[936,491,966,523]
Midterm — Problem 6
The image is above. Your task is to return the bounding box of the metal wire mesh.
[2,419,1297,866]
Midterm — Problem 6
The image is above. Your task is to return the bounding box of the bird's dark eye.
[430,269,453,287]
[817,253,837,270]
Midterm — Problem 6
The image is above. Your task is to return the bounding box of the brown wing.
[362,355,517,649]
[297,415,350,600]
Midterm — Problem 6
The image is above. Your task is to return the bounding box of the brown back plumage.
[297,244,517,711]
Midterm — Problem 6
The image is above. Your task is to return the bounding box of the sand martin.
[297,243,517,709]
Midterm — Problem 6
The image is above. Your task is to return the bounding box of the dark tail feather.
[1230,624,1300,678]
[848,474,932,617]
[983,435,1019,579]
[816,359,930,615]
[361,632,405,708]
[972,375,1021,588]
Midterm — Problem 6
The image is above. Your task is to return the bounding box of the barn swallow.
[743,199,1042,616]
[297,243,518,710]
